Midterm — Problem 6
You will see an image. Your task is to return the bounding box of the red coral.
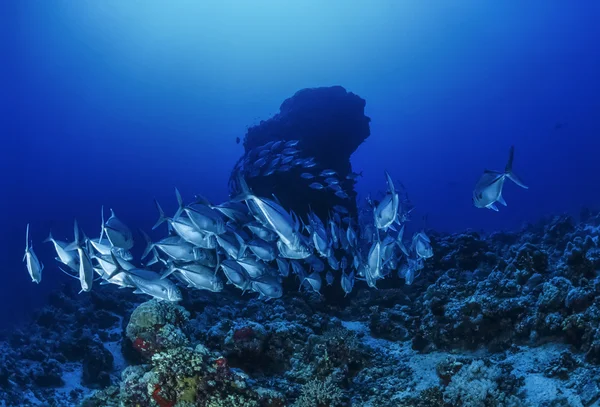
[152,384,175,407]
[215,357,228,368]
[132,337,155,356]
[233,326,254,341]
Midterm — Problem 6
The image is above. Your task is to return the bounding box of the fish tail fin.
[152,199,168,230]
[140,229,154,259]
[65,220,81,251]
[231,175,252,202]
[43,231,53,244]
[233,232,247,259]
[107,251,126,279]
[174,188,185,219]
[160,260,176,279]
[504,146,529,189]
[194,194,212,206]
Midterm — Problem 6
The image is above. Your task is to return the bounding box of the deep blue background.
[3,1,600,328]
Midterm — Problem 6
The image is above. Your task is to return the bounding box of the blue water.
[3,1,600,327]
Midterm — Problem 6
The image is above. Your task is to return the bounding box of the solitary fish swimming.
[473,146,528,211]
[24,224,43,283]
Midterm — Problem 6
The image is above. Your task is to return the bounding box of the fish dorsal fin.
[497,194,507,206]
[99,206,105,242]
[25,223,30,253]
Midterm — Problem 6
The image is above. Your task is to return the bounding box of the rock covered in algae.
[113,300,286,407]
[125,299,191,359]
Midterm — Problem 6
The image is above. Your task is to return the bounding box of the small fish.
[473,146,528,211]
[335,191,349,199]
[281,155,294,165]
[346,171,363,180]
[302,271,322,294]
[341,271,355,296]
[301,173,315,179]
[324,177,339,185]
[24,224,43,284]
[327,255,340,271]
[271,140,284,151]
[255,156,268,167]
[320,169,336,177]
[327,184,342,192]
[276,258,290,277]
[285,140,300,147]
[326,271,334,286]
[413,232,433,259]
[332,205,349,214]
[302,160,317,168]
[282,148,300,155]
[309,183,325,190]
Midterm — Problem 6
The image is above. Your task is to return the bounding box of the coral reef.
[4,213,600,406]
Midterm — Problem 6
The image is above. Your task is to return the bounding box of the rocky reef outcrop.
[229,86,370,221]
[3,212,600,406]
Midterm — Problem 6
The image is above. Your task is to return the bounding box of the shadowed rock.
[230,86,370,221]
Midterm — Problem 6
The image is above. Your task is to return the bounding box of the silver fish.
[236,257,269,279]
[103,208,134,250]
[320,169,336,177]
[24,224,43,284]
[277,239,312,259]
[72,221,94,293]
[251,275,283,299]
[276,258,290,277]
[176,189,225,235]
[246,222,278,242]
[473,146,528,211]
[153,199,217,249]
[301,173,315,179]
[167,263,223,292]
[220,259,251,291]
[341,271,354,296]
[413,232,433,259]
[304,255,325,273]
[326,271,334,286]
[374,171,399,230]
[143,234,199,262]
[246,239,277,262]
[235,176,299,250]
[302,272,322,293]
[44,232,77,272]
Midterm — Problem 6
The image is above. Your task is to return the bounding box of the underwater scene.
[3,1,600,406]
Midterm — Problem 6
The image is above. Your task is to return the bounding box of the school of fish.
[24,142,527,302]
